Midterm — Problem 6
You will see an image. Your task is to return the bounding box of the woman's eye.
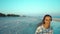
[46,19,48,21]
[46,19,50,21]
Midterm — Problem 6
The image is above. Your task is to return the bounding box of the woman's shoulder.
[37,25,42,29]
[36,25,43,32]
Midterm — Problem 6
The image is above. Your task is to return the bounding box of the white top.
[35,25,53,34]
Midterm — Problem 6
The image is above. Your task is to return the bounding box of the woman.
[35,14,53,34]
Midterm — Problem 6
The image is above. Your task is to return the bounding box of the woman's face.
[44,16,51,26]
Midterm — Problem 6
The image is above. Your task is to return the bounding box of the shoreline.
[53,18,60,22]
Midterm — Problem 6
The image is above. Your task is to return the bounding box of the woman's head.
[42,14,52,28]
[37,14,52,27]
[42,14,52,24]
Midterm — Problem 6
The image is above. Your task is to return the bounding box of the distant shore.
[0,13,26,17]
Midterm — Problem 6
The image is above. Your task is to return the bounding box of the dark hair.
[37,14,52,27]
[42,14,52,24]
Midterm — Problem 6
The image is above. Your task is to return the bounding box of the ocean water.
[0,17,60,34]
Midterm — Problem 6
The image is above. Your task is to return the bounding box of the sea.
[0,17,60,34]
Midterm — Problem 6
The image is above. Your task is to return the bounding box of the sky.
[0,0,60,17]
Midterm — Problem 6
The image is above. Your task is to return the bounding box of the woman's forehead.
[45,16,51,19]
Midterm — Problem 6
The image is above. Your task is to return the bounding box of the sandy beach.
[53,18,60,22]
